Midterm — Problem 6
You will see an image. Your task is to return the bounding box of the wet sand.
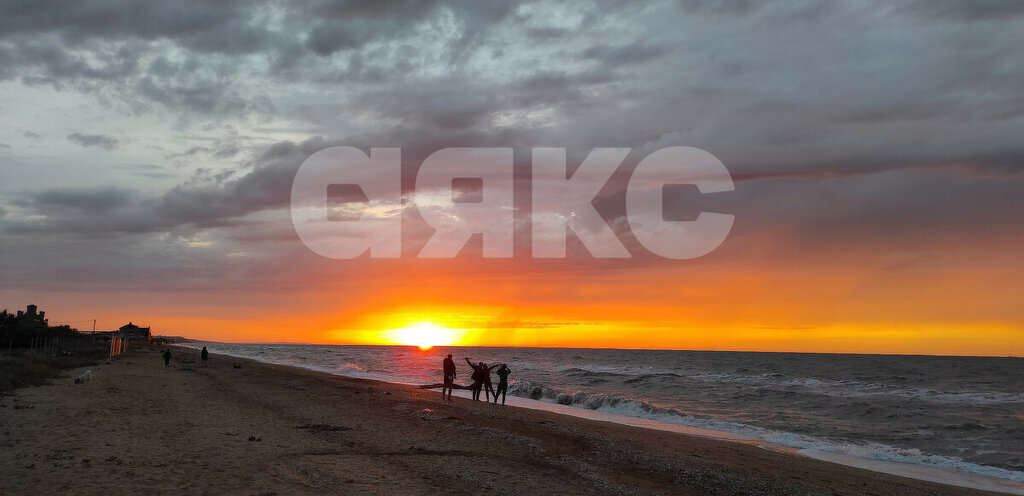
[0,348,1009,495]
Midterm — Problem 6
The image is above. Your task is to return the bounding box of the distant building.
[118,322,151,342]
[14,304,48,330]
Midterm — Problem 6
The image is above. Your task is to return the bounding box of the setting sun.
[384,322,458,350]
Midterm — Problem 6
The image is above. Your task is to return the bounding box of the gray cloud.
[5,136,328,236]
[67,132,119,150]
[580,42,671,67]
[899,0,1024,21]
[0,0,274,53]
[114,164,178,180]
[20,186,134,211]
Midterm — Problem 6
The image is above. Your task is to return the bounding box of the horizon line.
[168,338,1024,359]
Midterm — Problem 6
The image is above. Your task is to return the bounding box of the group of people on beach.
[441,354,511,404]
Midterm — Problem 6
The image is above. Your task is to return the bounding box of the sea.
[178,343,1024,493]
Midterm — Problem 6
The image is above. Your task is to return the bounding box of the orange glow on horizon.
[6,245,1022,358]
[377,322,464,350]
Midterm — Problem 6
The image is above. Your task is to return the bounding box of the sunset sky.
[0,1,1021,355]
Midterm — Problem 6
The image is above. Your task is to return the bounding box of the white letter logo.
[291,147,402,259]
[626,146,734,259]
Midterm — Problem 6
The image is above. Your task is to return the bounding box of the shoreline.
[176,343,1024,494]
[0,348,1018,495]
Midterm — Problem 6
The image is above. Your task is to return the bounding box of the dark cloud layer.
[0,0,1022,292]
[67,132,118,150]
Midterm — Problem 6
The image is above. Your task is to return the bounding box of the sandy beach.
[0,348,1009,495]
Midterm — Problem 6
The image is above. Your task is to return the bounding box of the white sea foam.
[523,392,1024,493]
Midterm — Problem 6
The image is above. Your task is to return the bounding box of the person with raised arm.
[465,358,485,401]
[493,363,511,405]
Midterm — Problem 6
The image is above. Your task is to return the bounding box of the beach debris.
[74,370,92,384]
[247,435,262,442]
[298,422,352,432]
[233,363,242,369]
[420,408,433,414]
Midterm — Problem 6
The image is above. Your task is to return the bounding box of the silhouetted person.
[494,364,511,405]
[162,349,171,367]
[466,358,484,401]
[481,362,500,402]
[442,354,456,401]
[200,347,209,367]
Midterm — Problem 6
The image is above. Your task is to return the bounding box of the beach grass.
[0,350,105,393]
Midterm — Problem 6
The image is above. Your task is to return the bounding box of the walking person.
[493,364,511,405]
[162,348,172,367]
[200,346,209,367]
[442,353,457,401]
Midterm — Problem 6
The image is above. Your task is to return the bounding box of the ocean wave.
[801,443,1024,484]
[558,365,653,377]
[677,372,1024,405]
[507,380,1024,483]
[337,362,366,372]
[542,365,1024,405]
